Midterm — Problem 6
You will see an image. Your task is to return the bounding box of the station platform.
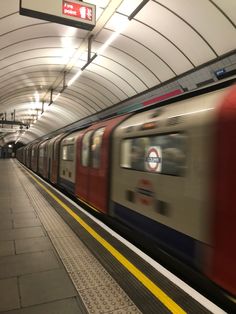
[0,159,227,314]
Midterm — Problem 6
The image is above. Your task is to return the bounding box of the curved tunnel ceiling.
[0,0,235,144]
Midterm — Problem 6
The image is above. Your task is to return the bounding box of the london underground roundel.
[145,146,162,172]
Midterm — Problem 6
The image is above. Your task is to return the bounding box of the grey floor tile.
[10,195,28,200]
[10,201,32,207]
[0,195,10,200]
[13,218,41,229]
[0,277,20,311]
[0,194,10,199]
[9,186,25,190]
[0,220,12,230]
[12,212,37,219]
[2,298,84,314]
[10,196,30,201]
[0,207,10,213]
[0,212,12,220]
[0,198,11,212]
[11,206,34,213]
[0,250,60,278]
[0,240,15,257]
[0,226,45,241]
[15,237,53,254]
[20,269,77,307]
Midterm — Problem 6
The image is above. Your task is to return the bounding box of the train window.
[91,127,105,168]
[62,144,74,161]
[39,147,44,157]
[121,133,187,176]
[81,131,93,167]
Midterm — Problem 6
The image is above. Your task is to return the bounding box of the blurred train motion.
[17,84,236,297]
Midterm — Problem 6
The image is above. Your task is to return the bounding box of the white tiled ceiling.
[0,0,235,144]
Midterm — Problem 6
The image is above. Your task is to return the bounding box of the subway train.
[17,84,236,297]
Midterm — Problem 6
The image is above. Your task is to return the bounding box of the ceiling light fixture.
[53,92,61,102]
[96,27,124,55]
[66,0,150,88]
[67,69,83,87]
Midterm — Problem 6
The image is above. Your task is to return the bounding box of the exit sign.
[20,0,96,30]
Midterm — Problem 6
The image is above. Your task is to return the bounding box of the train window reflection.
[62,144,74,161]
[121,133,187,176]
[91,127,105,168]
[39,147,44,157]
[81,131,92,167]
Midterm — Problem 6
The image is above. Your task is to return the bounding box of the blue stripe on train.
[112,202,197,265]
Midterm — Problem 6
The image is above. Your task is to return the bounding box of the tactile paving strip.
[79,285,135,314]
[15,163,142,314]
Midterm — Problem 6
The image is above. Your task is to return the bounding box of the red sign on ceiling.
[63,0,93,21]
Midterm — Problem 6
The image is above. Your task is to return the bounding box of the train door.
[76,115,129,213]
[50,133,67,184]
[87,127,107,212]
[76,130,93,202]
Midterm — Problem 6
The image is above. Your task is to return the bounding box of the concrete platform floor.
[0,159,141,314]
[0,159,84,313]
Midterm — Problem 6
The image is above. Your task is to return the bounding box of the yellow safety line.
[28,171,186,314]
[227,295,236,304]
[77,196,99,213]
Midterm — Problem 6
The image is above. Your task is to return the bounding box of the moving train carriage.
[210,85,236,296]
[16,84,236,297]
[58,131,81,194]
[110,86,236,296]
[38,139,50,179]
[75,115,129,214]
[48,133,67,184]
